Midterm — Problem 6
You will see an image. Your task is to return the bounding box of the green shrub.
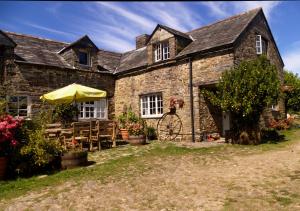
[261,128,285,143]
[52,103,79,127]
[20,128,63,167]
[146,126,157,140]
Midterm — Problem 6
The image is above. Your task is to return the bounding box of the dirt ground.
[2,137,300,211]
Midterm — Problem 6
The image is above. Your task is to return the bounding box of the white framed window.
[78,99,107,119]
[78,51,91,66]
[154,43,162,62]
[7,96,31,117]
[140,94,163,118]
[154,41,170,62]
[162,42,170,60]
[256,35,267,55]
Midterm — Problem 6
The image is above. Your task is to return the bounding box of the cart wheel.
[157,112,182,141]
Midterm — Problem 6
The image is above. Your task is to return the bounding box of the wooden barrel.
[61,151,88,169]
[0,157,7,180]
[128,135,146,145]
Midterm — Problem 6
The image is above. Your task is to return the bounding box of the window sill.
[141,114,163,119]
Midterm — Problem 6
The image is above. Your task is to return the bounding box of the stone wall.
[234,12,285,120]
[115,52,234,141]
[3,62,115,119]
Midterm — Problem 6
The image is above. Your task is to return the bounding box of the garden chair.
[71,122,90,150]
[98,120,117,148]
[59,130,82,151]
[89,120,101,151]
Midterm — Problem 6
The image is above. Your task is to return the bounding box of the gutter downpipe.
[188,57,195,143]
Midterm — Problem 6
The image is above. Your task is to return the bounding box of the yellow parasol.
[40,83,107,104]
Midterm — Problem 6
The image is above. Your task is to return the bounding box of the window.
[154,42,170,62]
[256,35,268,55]
[7,96,30,117]
[79,99,107,119]
[78,51,90,66]
[140,94,163,118]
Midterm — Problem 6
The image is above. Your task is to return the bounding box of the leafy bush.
[261,128,285,143]
[117,107,139,129]
[202,56,280,144]
[146,126,157,140]
[7,109,63,178]
[269,117,294,130]
[284,70,300,113]
[20,128,63,167]
[53,103,79,127]
[0,114,23,157]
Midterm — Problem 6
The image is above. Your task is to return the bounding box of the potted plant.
[127,121,146,145]
[146,126,157,140]
[117,111,129,140]
[126,110,146,145]
[0,114,22,179]
[117,107,138,140]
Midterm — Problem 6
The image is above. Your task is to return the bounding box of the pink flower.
[10,139,18,147]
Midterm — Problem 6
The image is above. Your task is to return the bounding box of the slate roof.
[150,24,192,41]
[58,35,99,54]
[3,8,274,74]
[177,8,260,57]
[6,32,71,68]
[116,47,148,73]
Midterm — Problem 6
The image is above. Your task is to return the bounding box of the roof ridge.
[187,7,261,34]
[4,30,70,44]
[98,49,122,56]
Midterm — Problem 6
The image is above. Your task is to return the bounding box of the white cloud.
[202,2,230,18]
[283,41,300,74]
[202,1,281,20]
[97,2,156,32]
[232,1,281,19]
[21,21,77,38]
[138,2,202,32]
[92,34,134,52]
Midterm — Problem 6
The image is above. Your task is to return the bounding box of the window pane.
[79,52,88,65]
[7,96,29,117]
[8,109,18,116]
[141,94,163,117]
[19,96,27,109]
[8,96,18,103]
[19,110,27,117]
[256,35,262,54]
[163,42,169,60]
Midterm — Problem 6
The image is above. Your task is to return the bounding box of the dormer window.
[78,51,91,66]
[256,35,268,55]
[154,41,170,62]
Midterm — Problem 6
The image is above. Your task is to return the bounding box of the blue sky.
[0,1,300,74]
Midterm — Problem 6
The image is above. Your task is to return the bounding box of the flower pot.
[61,151,88,169]
[0,157,8,180]
[128,135,146,145]
[120,129,129,140]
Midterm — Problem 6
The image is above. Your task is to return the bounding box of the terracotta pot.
[128,135,146,145]
[120,129,129,140]
[61,151,88,169]
[0,157,8,180]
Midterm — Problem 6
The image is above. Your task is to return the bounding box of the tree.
[284,70,300,113]
[203,56,280,144]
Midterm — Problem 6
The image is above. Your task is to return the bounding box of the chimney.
[136,34,150,49]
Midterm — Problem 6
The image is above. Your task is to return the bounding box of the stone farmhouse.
[0,8,284,141]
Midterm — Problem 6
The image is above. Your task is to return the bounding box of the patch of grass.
[1,129,300,202]
[0,144,221,200]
